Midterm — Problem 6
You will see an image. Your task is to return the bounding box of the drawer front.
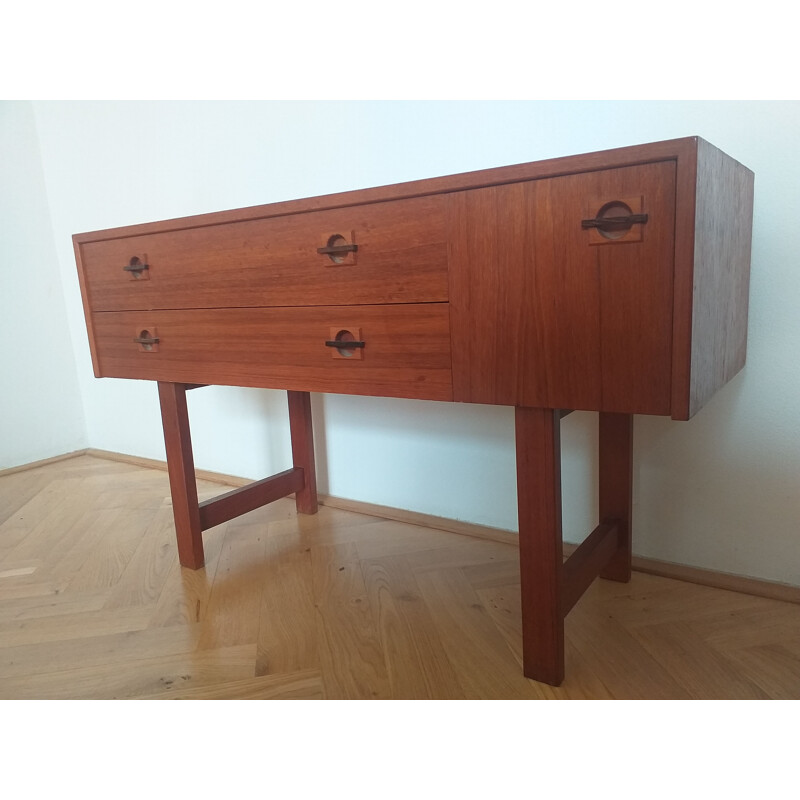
[91,304,452,401]
[78,195,448,311]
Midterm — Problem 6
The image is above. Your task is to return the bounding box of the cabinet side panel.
[688,140,754,418]
[73,237,101,377]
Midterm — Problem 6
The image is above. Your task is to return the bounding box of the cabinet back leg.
[599,413,633,583]
[288,391,318,515]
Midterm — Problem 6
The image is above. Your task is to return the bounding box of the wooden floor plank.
[722,644,800,700]
[1,479,96,566]
[687,602,800,652]
[0,643,257,700]
[0,623,202,680]
[139,668,323,700]
[2,453,799,699]
[195,522,269,650]
[361,555,465,699]
[147,521,228,629]
[565,598,692,700]
[0,588,110,623]
[255,531,319,678]
[67,508,154,592]
[0,470,56,529]
[413,567,548,699]
[0,575,71,603]
[103,504,180,610]
[584,573,762,629]
[312,542,393,699]
[0,603,153,649]
[628,620,771,699]
[474,581,616,700]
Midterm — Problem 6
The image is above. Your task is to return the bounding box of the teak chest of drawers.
[74,137,754,686]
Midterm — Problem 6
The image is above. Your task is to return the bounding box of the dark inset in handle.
[133,335,160,346]
[123,257,149,274]
[317,243,359,256]
[325,339,365,350]
[581,213,648,230]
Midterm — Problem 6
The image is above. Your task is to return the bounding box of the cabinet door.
[448,161,676,414]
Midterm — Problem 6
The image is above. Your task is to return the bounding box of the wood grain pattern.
[311,542,393,699]
[195,520,269,651]
[157,385,320,572]
[74,135,753,421]
[158,382,204,569]
[70,447,800,607]
[595,163,675,414]
[69,137,755,687]
[287,391,318,515]
[412,565,546,699]
[360,554,466,699]
[71,137,700,243]
[138,669,324,700]
[687,138,754,418]
[197,468,304,530]
[73,238,102,377]
[2,454,799,699]
[449,181,601,408]
[94,304,453,402]
[449,162,676,414]
[78,194,448,312]
[515,407,564,685]
[598,412,633,582]
[669,138,754,419]
[561,523,619,614]
[256,532,319,677]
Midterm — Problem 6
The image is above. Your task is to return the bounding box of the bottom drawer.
[91,304,453,401]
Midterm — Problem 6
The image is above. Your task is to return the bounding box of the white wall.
[28,101,800,587]
[0,102,86,468]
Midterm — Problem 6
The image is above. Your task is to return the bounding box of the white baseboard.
[11,448,799,606]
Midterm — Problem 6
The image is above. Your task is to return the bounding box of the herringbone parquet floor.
[1,454,798,699]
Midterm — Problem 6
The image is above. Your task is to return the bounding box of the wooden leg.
[599,413,633,583]
[158,382,204,570]
[515,407,564,686]
[288,390,318,515]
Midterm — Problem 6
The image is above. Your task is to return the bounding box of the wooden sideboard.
[73,136,754,686]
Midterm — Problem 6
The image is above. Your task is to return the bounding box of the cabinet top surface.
[74,135,746,245]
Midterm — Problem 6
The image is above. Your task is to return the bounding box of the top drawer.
[76,194,448,311]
